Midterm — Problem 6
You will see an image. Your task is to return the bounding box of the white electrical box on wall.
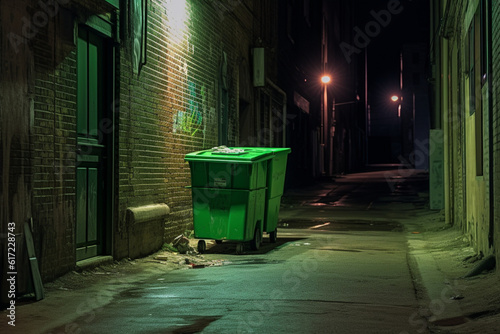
[253,47,265,87]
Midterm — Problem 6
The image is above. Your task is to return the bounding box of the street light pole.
[412,92,415,165]
[391,94,403,160]
[321,75,331,176]
[328,87,333,177]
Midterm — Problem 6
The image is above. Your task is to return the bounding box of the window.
[468,18,475,115]
[468,1,489,177]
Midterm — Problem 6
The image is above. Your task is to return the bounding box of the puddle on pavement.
[278,220,402,232]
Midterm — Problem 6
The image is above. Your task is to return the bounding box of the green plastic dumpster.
[232,147,291,243]
[185,147,274,253]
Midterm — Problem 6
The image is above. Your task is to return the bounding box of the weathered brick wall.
[115,0,258,258]
[438,0,492,256]
[460,1,489,254]
[492,0,500,273]
[0,0,35,299]
[0,0,277,285]
[0,0,77,285]
[446,1,466,231]
[31,7,77,281]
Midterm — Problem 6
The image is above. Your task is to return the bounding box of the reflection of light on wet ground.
[306,200,355,207]
[308,202,327,206]
[148,294,180,299]
[310,222,331,229]
[278,220,402,232]
[329,199,353,207]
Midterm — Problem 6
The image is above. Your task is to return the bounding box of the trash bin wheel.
[197,240,206,254]
[236,243,244,254]
[215,240,223,244]
[269,228,278,243]
[251,226,262,251]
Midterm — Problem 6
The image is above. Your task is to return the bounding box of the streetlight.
[321,75,331,84]
[320,75,331,176]
[390,94,404,162]
[391,92,417,166]
[390,95,402,117]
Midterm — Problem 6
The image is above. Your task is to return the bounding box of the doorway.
[75,27,112,261]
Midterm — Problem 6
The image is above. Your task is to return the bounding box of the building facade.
[0,0,281,300]
[430,0,499,269]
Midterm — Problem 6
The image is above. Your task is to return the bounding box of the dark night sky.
[365,0,430,75]
[356,0,430,136]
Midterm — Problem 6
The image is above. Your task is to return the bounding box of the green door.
[76,28,110,261]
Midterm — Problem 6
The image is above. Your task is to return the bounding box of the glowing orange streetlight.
[390,95,402,117]
[320,74,331,176]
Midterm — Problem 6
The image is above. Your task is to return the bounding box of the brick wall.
[1,0,34,299]
[0,0,77,286]
[447,1,466,231]
[0,0,278,286]
[492,0,500,273]
[115,0,263,258]
[31,6,78,281]
[436,0,494,256]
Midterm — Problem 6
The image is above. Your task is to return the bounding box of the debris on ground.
[173,234,191,253]
[168,231,198,255]
[43,237,228,292]
[184,259,231,269]
[154,254,169,261]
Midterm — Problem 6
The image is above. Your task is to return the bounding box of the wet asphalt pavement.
[43,167,431,334]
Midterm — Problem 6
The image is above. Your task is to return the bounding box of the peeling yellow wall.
[442,0,492,256]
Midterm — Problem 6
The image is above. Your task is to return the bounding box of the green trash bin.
[232,148,291,243]
[185,147,274,253]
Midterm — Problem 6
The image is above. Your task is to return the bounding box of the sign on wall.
[131,0,147,74]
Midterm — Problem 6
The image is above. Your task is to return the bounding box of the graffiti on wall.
[173,81,207,136]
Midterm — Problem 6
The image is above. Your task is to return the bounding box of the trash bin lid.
[232,147,291,155]
[185,146,274,163]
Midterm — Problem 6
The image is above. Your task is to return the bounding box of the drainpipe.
[266,78,287,147]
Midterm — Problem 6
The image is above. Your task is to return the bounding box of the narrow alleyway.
[4,167,499,334]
